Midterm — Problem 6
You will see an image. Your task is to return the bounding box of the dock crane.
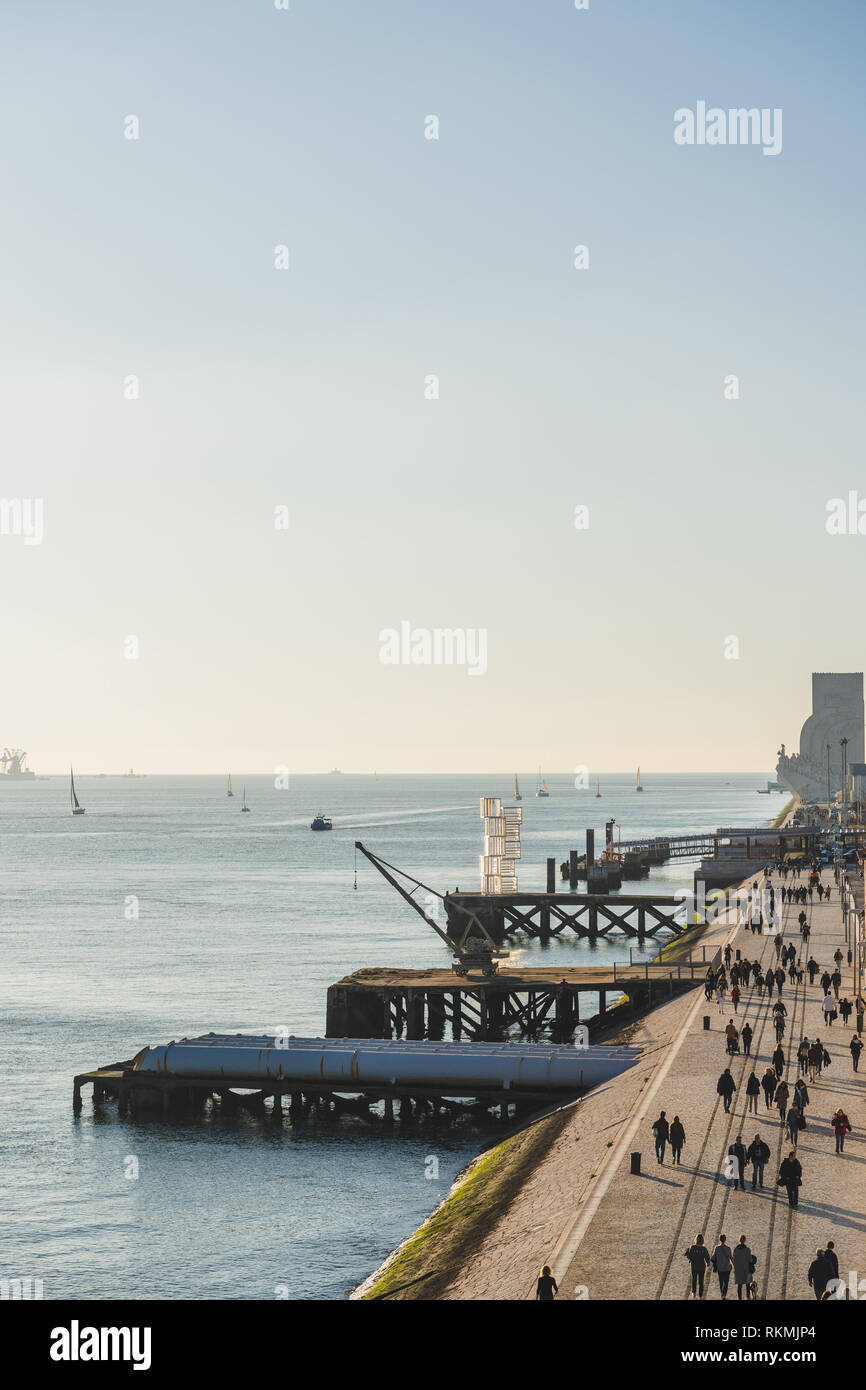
[354,840,509,976]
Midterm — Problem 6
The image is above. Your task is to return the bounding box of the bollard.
[703,1015,711,1030]
[630,1151,641,1175]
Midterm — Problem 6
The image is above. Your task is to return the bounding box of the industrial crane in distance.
[354,840,509,977]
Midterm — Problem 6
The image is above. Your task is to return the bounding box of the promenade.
[434,868,866,1301]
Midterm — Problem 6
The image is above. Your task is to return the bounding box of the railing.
[612,960,712,983]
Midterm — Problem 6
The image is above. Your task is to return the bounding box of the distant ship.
[1,748,35,778]
[227,774,234,798]
[123,768,145,778]
[595,778,601,798]
[311,812,333,831]
[241,785,251,812]
[330,768,342,774]
[636,766,644,793]
[535,768,550,798]
[70,766,85,816]
[513,774,521,801]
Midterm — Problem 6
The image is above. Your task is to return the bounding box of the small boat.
[513,773,522,801]
[636,767,644,793]
[70,766,85,816]
[330,768,342,774]
[535,768,550,798]
[241,786,251,812]
[227,773,234,798]
[311,812,333,831]
[595,778,601,798]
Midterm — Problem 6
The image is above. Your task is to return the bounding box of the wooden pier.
[325,962,710,1043]
[444,891,689,944]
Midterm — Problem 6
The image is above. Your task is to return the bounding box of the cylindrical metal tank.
[133,1034,640,1092]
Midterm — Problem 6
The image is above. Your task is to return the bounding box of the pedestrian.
[684,1234,710,1300]
[652,1110,669,1163]
[772,1043,785,1079]
[761,1067,777,1109]
[715,987,725,1015]
[794,1076,809,1113]
[536,1264,558,1300]
[775,1080,790,1125]
[808,1248,832,1300]
[824,1241,839,1281]
[670,1115,685,1165]
[717,1068,737,1114]
[725,1020,739,1056]
[840,997,853,1026]
[823,992,836,1027]
[731,984,741,1014]
[821,971,832,995]
[728,1135,747,1190]
[747,1133,770,1189]
[745,1071,760,1115]
[786,1103,805,1145]
[856,995,865,1034]
[831,970,842,1000]
[808,958,818,984]
[741,1022,753,1056]
[831,1109,851,1154]
[850,1035,863,1072]
[732,1236,753,1301]
[779,1149,802,1207]
[712,1235,734,1299]
[808,1039,822,1083]
[797,1037,810,1072]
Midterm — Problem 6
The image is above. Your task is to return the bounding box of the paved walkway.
[554,871,866,1301]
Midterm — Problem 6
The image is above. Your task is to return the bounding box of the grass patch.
[357,1106,570,1300]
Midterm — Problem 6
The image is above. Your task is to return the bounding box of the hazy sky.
[3,1,865,774]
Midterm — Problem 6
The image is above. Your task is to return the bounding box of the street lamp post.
[841,737,850,836]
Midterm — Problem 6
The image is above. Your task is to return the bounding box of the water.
[0,771,780,1300]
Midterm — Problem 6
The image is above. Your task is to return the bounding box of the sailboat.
[535,767,550,798]
[636,767,644,793]
[595,778,601,798]
[227,774,234,798]
[241,785,250,812]
[513,774,522,801]
[70,766,85,816]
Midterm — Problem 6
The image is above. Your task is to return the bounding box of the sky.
[2,0,866,774]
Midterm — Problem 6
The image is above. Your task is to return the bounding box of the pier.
[325,959,716,1043]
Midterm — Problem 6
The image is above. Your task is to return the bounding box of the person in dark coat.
[732,1236,753,1301]
[807,957,819,984]
[808,1249,832,1300]
[669,1115,685,1165]
[794,1077,809,1113]
[761,1067,777,1108]
[747,1133,770,1189]
[824,1241,839,1280]
[535,1265,558,1300]
[772,1043,785,1078]
[652,1111,670,1163]
[728,1136,747,1191]
[745,1071,761,1114]
[711,1235,734,1299]
[786,1104,805,1145]
[741,1022,753,1056]
[775,1080,790,1125]
[850,1035,863,1072]
[684,1234,710,1300]
[779,1150,802,1207]
[717,1068,737,1113]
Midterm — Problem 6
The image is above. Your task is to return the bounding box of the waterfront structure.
[776,672,864,803]
[479,797,521,895]
[0,747,34,777]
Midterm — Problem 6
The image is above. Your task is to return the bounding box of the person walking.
[536,1264,558,1300]
[839,997,853,1026]
[794,1076,810,1113]
[684,1235,711,1300]
[731,984,741,1014]
[772,1043,785,1079]
[831,1109,851,1154]
[808,1039,822,1084]
[712,1235,734,1299]
[745,1071,761,1115]
[761,1066,777,1109]
[741,1021,753,1056]
[797,1037,810,1072]
[856,995,865,1035]
[732,1236,753,1301]
[823,992,836,1027]
[850,1034,863,1073]
[728,1136,747,1191]
[747,1133,770,1189]
[808,1249,832,1300]
[717,1068,737,1114]
[786,1103,805,1146]
[670,1115,686,1165]
[779,1149,802,1208]
[831,969,842,1000]
[775,1080,790,1126]
[715,987,725,1015]
[821,970,832,995]
[652,1111,669,1164]
[824,1241,839,1281]
[725,1020,739,1057]
[808,957,819,984]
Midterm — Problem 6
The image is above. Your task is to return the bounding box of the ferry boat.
[311,812,333,831]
